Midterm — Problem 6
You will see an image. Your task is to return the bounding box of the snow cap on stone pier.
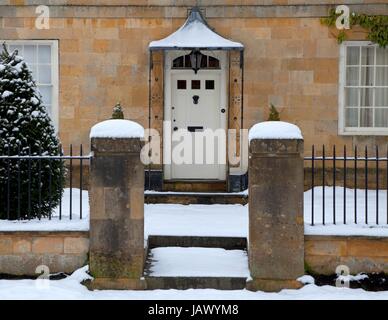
[90,119,144,139]
[248,121,303,142]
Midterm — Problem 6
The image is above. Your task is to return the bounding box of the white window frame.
[1,40,59,130]
[339,41,388,135]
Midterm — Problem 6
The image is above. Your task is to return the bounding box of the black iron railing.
[0,145,90,220]
[305,145,388,226]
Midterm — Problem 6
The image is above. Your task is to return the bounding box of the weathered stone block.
[64,237,89,254]
[304,254,342,275]
[0,237,13,254]
[32,237,64,254]
[89,252,144,279]
[247,278,303,292]
[347,239,388,258]
[13,239,32,254]
[305,239,347,257]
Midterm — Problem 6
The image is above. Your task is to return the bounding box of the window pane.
[345,108,358,127]
[376,67,388,86]
[360,108,373,127]
[23,45,36,64]
[208,56,220,68]
[38,45,51,64]
[200,55,207,68]
[177,80,186,90]
[346,67,359,86]
[38,86,52,105]
[9,45,22,55]
[191,80,200,89]
[376,88,388,107]
[173,56,184,68]
[205,80,215,90]
[184,55,191,68]
[376,47,388,65]
[44,105,52,117]
[345,88,358,106]
[29,65,37,81]
[360,67,374,86]
[360,88,373,106]
[38,65,51,84]
[346,47,360,66]
[361,46,375,65]
[375,108,388,127]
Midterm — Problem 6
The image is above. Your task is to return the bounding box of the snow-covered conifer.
[0,44,64,220]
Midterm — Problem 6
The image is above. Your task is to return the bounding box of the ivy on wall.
[321,8,388,48]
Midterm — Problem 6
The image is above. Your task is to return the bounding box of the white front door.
[170,72,226,180]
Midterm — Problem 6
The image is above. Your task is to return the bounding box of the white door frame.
[163,50,229,180]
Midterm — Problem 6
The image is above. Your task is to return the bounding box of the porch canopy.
[149,7,244,51]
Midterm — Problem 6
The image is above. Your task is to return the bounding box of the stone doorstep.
[145,276,247,290]
[147,235,248,250]
[162,181,228,193]
[87,276,301,291]
[85,276,246,291]
[145,192,248,205]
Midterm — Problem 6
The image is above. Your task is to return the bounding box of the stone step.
[162,181,227,192]
[145,276,247,290]
[147,235,247,250]
[144,236,249,290]
[145,191,248,205]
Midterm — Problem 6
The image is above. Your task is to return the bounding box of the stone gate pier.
[88,119,145,290]
[247,122,305,292]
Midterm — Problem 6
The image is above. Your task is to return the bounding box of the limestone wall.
[306,235,388,275]
[2,230,388,277]
[0,231,89,276]
[1,3,388,155]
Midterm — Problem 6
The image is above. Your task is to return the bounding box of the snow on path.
[1,266,388,300]
[2,187,388,237]
[148,247,249,277]
[145,204,247,238]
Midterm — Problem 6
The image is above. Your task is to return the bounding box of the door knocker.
[193,95,199,105]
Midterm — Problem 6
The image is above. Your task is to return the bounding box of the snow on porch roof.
[149,7,244,51]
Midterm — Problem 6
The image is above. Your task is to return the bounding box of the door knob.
[173,127,178,131]
[221,108,226,113]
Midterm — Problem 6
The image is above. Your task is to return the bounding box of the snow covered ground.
[305,187,388,236]
[0,188,89,231]
[2,188,388,299]
[2,187,388,238]
[1,266,388,300]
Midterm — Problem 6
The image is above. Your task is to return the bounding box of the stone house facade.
[1,1,388,191]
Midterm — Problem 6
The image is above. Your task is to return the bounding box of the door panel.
[171,72,226,180]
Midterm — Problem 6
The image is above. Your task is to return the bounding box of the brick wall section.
[0,231,89,276]
[306,235,388,275]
